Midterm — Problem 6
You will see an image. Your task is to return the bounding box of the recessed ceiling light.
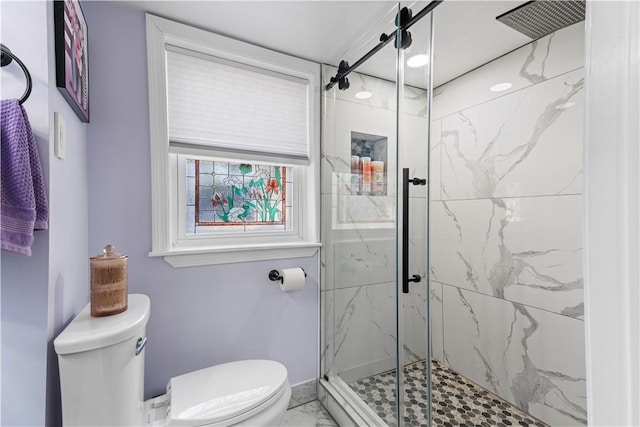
[407,54,429,68]
[489,82,512,92]
[355,91,372,99]
[555,102,576,109]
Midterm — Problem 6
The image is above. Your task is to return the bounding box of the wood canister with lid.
[90,244,128,317]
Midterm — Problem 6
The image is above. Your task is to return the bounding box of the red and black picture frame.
[54,0,89,123]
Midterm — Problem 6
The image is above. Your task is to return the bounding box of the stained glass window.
[186,159,292,234]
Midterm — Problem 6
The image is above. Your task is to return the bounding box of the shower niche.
[334,127,395,228]
[349,131,388,196]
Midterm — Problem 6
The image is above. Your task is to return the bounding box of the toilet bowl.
[54,294,291,426]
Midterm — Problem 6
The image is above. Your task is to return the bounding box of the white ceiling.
[123,1,532,88]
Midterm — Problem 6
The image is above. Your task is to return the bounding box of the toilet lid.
[168,360,288,426]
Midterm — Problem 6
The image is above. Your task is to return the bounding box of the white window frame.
[145,14,320,267]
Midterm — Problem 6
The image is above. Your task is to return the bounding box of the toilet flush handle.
[135,337,147,356]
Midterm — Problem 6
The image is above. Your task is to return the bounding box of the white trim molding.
[584,1,640,425]
[145,14,321,267]
[149,243,320,268]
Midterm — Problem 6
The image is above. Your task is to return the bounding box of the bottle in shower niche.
[371,161,385,195]
[350,155,361,195]
[360,157,372,194]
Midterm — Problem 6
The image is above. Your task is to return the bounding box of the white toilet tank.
[54,294,151,426]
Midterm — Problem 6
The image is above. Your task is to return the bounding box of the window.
[146,15,320,267]
[187,160,291,233]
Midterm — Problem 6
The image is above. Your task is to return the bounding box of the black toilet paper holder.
[268,269,307,284]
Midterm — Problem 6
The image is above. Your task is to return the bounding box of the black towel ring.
[0,43,32,105]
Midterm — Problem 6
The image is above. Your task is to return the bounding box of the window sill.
[149,242,321,268]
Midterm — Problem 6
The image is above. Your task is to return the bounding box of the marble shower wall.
[320,64,433,383]
[430,22,586,426]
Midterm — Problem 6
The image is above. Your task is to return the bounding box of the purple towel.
[1,99,48,256]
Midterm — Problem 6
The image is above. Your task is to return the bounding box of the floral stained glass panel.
[187,159,291,234]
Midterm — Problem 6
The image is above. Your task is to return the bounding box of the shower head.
[496,0,586,40]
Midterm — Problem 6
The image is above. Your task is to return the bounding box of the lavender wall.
[1,1,89,426]
[1,2,51,425]
[83,1,319,399]
[44,0,90,423]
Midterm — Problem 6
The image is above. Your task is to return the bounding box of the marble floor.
[349,360,548,427]
[282,399,338,427]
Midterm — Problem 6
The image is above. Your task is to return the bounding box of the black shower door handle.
[402,168,426,294]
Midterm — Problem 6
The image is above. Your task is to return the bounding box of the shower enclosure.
[320,3,436,426]
[320,1,587,426]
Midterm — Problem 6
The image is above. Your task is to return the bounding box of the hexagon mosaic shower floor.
[348,360,548,427]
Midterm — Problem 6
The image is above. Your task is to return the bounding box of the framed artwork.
[54,0,89,123]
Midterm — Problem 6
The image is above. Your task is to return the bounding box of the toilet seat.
[164,360,289,427]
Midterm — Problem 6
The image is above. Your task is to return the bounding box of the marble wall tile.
[331,194,396,228]
[321,193,395,288]
[430,281,444,363]
[320,195,335,293]
[441,68,584,200]
[409,196,427,279]
[403,280,427,364]
[431,195,583,317]
[432,22,584,120]
[322,101,433,202]
[327,197,428,369]
[333,231,395,289]
[321,97,397,197]
[400,113,433,201]
[442,285,587,426]
[430,21,586,426]
[321,67,436,380]
[320,289,335,376]
[322,85,435,201]
[323,64,429,118]
[333,282,397,381]
[430,119,442,201]
[288,380,319,409]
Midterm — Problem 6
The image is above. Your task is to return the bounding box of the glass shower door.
[397,8,435,427]
[320,2,436,426]
[320,3,402,425]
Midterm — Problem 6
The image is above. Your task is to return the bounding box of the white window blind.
[166,47,310,160]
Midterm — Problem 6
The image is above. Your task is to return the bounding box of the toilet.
[54,294,291,426]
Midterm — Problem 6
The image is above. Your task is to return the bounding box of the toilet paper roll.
[279,268,306,292]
